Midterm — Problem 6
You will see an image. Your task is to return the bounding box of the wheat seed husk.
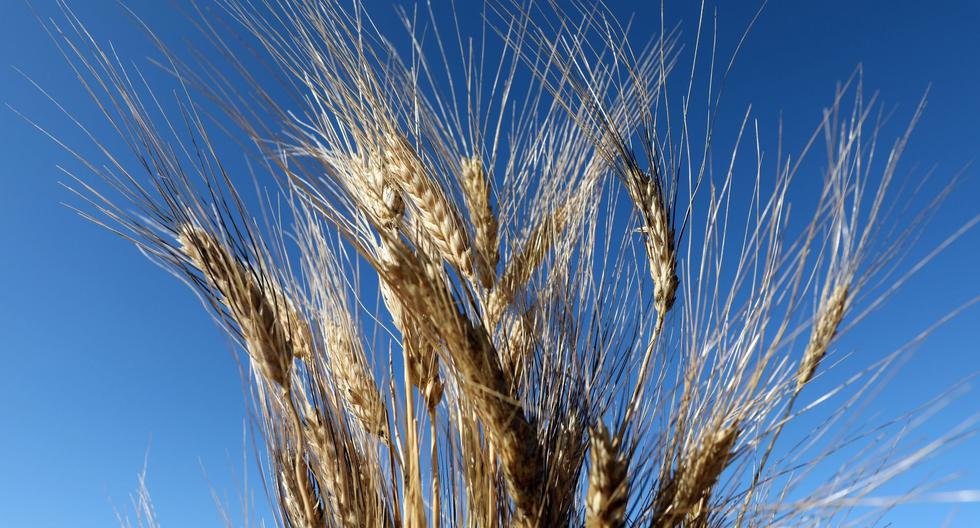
[353,156,406,232]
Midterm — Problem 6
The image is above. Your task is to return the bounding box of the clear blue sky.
[1,1,978,526]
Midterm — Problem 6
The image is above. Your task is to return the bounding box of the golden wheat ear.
[384,137,475,280]
[177,225,299,389]
[586,424,629,528]
[653,420,740,528]
[488,204,569,325]
[797,282,849,392]
[323,322,390,439]
[460,155,500,289]
[625,166,678,319]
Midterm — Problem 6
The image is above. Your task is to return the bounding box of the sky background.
[1,0,979,526]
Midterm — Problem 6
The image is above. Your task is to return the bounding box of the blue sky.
[1,1,978,526]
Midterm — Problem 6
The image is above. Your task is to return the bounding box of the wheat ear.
[384,138,474,279]
[797,283,849,392]
[177,226,299,388]
[585,424,629,528]
[280,450,325,527]
[460,155,499,288]
[655,421,739,528]
[488,204,569,324]
[323,323,389,439]
[302,409,368,527]
[626,167,679,316]
[378,263,445,411]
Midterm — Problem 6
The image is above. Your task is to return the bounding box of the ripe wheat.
[39,0,977,526]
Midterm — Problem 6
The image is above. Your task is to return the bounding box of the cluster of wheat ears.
[38,0,977,526]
